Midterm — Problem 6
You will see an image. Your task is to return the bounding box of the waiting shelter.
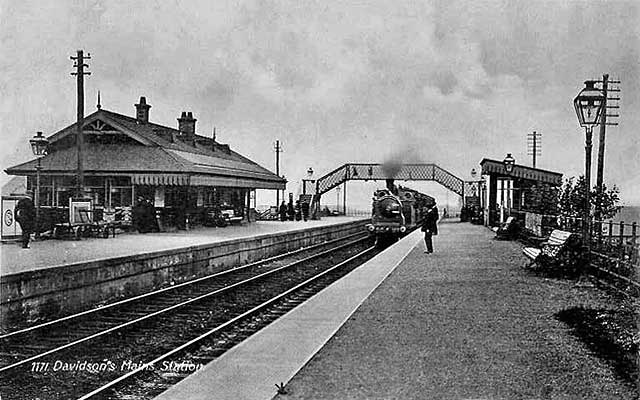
[479,158,563,227]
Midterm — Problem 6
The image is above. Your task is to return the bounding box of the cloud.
[1,0,639,204]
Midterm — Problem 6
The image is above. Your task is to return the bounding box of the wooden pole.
[275,140,281,206]
[584,127,593,273]
[71,50,90,198]
[595,74,608,221]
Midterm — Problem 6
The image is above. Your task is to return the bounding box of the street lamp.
[574,80,605,259]
[29,131,49,238]
[503,153,515,174]
[302,167,315,195]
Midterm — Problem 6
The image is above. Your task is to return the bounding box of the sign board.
[70,198,92,224]
[1,197,22,240]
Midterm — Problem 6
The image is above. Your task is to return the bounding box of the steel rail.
[0,235,368,374]
[0,231,364,340]
[76,245,375,400]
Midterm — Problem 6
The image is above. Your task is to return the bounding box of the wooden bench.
[493,216,517,240]
[221,209,243,224]
[522,229,577,268]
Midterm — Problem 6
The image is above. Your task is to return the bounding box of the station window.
[110,186,132,208]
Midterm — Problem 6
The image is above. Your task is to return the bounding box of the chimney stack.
[177,111,197,140]
[135,96,151,123]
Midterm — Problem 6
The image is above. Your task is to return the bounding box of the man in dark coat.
[287,200,295,221]
[421,202,439,254]
[279,201,288,222]
[15,192,36,248]
[301,201,310,221]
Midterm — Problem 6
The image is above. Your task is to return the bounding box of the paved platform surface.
[0,217,363,276]
[154,219,422,400]
[277,222,634,400]
[156,221,634,400]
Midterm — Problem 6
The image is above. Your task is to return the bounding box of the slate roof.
[480,158,562,185]
[6,108,285,187]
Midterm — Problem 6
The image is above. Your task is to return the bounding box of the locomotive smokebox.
[386,179,397,194]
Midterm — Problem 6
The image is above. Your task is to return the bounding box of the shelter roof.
[480,158,562,185]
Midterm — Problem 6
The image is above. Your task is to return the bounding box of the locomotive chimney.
[386,179,397,194]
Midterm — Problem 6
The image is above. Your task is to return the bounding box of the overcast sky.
[1,0,639,206]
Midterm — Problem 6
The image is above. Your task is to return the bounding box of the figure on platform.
[287,200,295,221]
[279,201,288,222]
[15,191,36,249]
[442,208,448,219]
[421,202,439,254]
[301,201,310,221]
[295,200,302,221]
[133,196,157,233]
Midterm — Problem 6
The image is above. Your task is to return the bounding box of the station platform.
[0,216,361,276]
[155,221,635,400]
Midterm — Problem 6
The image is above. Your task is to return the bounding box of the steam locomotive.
[365,179,434,246]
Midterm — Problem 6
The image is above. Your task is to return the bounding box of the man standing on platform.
[279,201,288,222]
[15,191,36,249]
[301,201,310,221]
[421,202,439,254]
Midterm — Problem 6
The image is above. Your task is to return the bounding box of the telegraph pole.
[274,140,282,206]
[527,131,541,168]
[70,50,91,198]
[594,74,620,221]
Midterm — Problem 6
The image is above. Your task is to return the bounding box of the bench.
[522,229,577,269]
[53,209,117,239]
[493,216,517,240]
[221,209,243,224]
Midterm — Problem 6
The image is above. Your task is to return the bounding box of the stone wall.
[1,220,366,330]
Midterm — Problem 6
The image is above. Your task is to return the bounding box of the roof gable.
[47,110,154,147]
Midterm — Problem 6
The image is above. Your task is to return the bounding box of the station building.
[479,158,563,227]
[4,97,285,229]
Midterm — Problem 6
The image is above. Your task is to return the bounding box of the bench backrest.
[547,229,572,246]
[541,229,574,258]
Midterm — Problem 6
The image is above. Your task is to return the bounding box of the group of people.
[279,200,310,222]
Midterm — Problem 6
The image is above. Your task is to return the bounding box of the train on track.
[366,179,434,246]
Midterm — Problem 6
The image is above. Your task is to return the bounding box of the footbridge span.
[306,163,478,217]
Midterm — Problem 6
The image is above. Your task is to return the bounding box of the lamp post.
[503,153,515,174]
[29,131,49,238]
[302,167,314,195]
[501,154,515,222]
[574,80,605,266]
[336,186,341,214]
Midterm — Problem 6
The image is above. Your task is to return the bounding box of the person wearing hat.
[421,201,439,254]
[15,191,36,248]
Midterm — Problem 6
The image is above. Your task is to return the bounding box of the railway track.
[0,233,377,400]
